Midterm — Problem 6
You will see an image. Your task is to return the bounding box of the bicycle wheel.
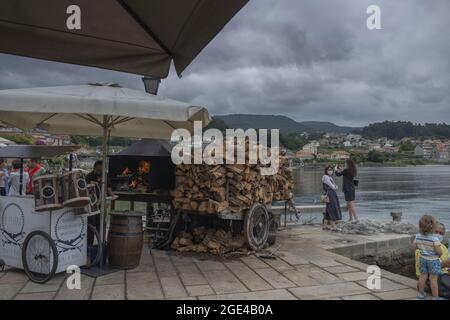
[22,230,58,284]
[83,224,102,268]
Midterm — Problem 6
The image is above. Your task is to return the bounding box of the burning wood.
[120,160,151,192]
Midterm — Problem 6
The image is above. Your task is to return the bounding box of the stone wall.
[330,235,416,278]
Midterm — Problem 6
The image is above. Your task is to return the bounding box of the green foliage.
[280,133,307,151]
[398,141,415,152]
[362,121,450,139]
[349,150,366,163]
[0,134,34,145]
[367,150,384,163]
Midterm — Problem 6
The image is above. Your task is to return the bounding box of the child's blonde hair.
[419,214,436,235]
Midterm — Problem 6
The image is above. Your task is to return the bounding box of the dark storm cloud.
[1,0,449,126]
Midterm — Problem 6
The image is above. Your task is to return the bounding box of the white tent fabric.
[0,83,211,139]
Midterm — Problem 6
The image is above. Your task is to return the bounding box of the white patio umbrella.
[0,83,211,263]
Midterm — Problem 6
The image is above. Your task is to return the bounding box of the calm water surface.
[293,165,450,226]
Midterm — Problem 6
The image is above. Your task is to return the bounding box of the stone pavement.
[0,225,420,300]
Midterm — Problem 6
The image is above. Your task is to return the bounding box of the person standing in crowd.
[85,160,114,245]
[414,214,443,300]
[322,165,342,231]
[335,159,359,222]
[26,158,46,194]
[0,158,9,196]
[8,160,29,196]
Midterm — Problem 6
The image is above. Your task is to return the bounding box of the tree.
[361,121,450,139]
[280,133,306,151]
[399,141,415,152]
[367,150,384,163]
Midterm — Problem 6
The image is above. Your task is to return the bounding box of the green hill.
[214,114,355,134]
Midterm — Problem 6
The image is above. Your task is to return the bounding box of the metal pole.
[99,116,109,267]
[69,153,73,171]
[19,158,24,195]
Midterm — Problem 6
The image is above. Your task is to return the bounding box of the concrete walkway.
[0,225,420,300]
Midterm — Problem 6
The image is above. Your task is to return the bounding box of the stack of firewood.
[171,148,293,214]
[170,227,248,255]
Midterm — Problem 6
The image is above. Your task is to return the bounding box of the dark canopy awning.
[0,0,249,77]
[112,139,172,157]
[0,145,81,159]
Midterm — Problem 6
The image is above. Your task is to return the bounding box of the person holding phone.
[335,159,359,222]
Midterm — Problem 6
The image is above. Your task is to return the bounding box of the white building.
[302,141,320,154]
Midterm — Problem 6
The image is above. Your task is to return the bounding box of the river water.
[292,165,450,226]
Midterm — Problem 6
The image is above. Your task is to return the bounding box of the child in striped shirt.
[413,214,443,300]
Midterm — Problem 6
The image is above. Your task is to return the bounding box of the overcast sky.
[1,0,449,127]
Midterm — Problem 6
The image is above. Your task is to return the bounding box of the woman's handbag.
[321,192,330,203]
[353,179,359,187]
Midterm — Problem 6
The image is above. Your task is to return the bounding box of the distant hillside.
[215,114,355,134]
[300,121,356,134]
[361,121,450,139]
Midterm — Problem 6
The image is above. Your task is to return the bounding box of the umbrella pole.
[99,116,109,267]
[81,117,119,276]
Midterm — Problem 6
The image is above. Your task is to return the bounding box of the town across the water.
[292,132,450,165]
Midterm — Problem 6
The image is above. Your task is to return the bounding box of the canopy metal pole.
[19,158,24,195]
[99,116,109,267]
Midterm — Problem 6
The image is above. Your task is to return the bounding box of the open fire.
[112,160,151,192]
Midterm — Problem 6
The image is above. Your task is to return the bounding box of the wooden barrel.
[107,211,144,269]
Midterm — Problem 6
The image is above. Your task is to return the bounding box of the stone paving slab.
[357,279,408,293]
[0,270,29,284]
[160,275,188,299]
[185,285,215,297]
[289,282,369,300]
[95,270,125,286]
[240,255,270,269]
[281,269,320,287]
[127,278,163,300]
[202,270,248,295]
[373,288,418,300]
[14,292,56,300]
[326,265,359,274]
[338,271,372,282]
[199,289,297,300]
[341,294,381,300]
[0,284,24,300]
[91,284,125,300]
[253,268,296,289]
[260,256,295,272]
[0,225,421,300]
[55,274,94,300]
[224,261,273,291]
[297,267,344,285]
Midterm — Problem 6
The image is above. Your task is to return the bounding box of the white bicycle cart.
[0,145,100,283]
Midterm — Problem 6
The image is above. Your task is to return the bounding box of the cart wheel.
[244,204,270,251]
[267,218,278,246]
[83,224,102,269]
[22,231,58,284]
